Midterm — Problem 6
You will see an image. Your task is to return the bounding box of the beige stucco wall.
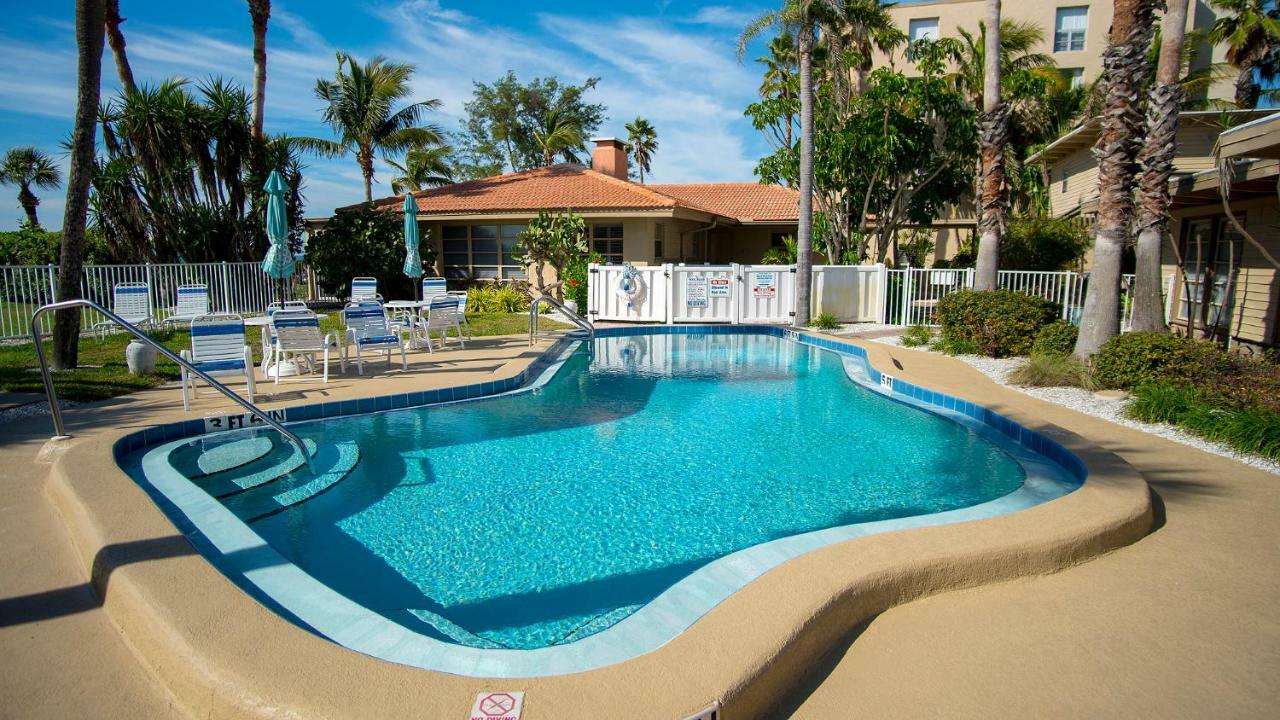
[1164,196,1280,349]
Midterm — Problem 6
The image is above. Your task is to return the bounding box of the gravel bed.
[0,398,83,424]
[871,335,1280,475]
[816,322,902,336]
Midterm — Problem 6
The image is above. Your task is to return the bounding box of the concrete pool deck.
[0,329,1268,717]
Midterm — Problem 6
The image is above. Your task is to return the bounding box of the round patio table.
[245,313,328,378]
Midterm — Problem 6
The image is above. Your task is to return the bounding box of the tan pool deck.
[0,330,1276,718]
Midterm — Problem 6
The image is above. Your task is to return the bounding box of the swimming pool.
[120,328,1083,676]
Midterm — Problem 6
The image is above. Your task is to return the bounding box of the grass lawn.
[0,311,567,402]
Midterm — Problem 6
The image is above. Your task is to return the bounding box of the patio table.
[384,300,429,349]
[245,313,328,378]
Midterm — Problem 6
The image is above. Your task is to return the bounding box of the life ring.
[614,265,646,308]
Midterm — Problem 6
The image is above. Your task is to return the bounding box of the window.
[440,223,528,280]
[1062,68,1084,89]
[770,232,789,248]
[1179,218,1242,328]
[654,222,665,260]
[1054,7,1087,52]
[592,224,624,264]
[908,17,939,43]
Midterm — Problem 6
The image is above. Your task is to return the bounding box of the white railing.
[0,261,333,339]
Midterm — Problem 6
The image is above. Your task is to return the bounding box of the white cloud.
[687,5,765,28]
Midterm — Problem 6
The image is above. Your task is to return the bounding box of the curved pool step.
[221,441,361,523]
[167,435,275,479]
[181,438,318,499]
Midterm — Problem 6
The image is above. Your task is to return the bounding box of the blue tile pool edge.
[116,325,1086,679]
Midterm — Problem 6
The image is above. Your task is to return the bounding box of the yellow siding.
[1049,150,1100,217]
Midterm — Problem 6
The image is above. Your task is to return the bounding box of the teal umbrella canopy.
[402,193,422,279]
[260,170,296,280]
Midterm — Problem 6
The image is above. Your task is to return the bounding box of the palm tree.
[625,117,658,183]
[533,107,584,166]
[973,0,1007,291]
[53,0,106,371]
[313,53,442,202]
[1208,0,1280,109]
[249,0,270,142]
[741,1,836,327]
[1075,0,1158,359]
[755,35,798,150]
[388,143,455,193]
[840,0,905,96]
[0,147,63,228]
[1132,0,1191,333]
[103,0,135,93]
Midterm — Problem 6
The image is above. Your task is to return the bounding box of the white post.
[220,261,231,312]
[876,263,888,324]
[900,266,913,326]
[664,263,674,325]
[46,263,57,303]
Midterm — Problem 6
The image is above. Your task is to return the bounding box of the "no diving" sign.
[469,691,524,720]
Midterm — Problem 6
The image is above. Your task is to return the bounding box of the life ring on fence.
[614,265,646,309]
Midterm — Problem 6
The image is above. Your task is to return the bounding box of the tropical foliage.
[0,146,62,229]
[1208,0,1280,108]
[388,144,455,194]
[515,209,588,299]
[312,53,444,202]
[455,73,606,177]
[936,289,1060,357]
[306,203,430,300]
[624,117,658,183]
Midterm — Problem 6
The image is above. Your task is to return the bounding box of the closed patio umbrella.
[260,170,295,303]
[403,192,422,300]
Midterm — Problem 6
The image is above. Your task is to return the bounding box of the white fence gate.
[670,265,737,323]
[589,263,798,324]
[738,265,795,324]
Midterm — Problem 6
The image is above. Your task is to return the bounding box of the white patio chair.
[271,310,339,385]
[260,301,309,373]
[350,277,381,304]
[341,301,407,375]
[180,314,255,411]
[448,290,473,339]
[166,284,210,328]
[421,277,448,300]
[94,282,153,337]
[417,295,466,353]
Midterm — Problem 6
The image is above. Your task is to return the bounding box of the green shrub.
[1032,320,1078,357]
[1009,352,1097,390]
[1000,216,1091,271]
[466,283,530,313]
[900,324,934,347]
[811,312,841,330]
[561,251,601,310]
[1092,332,1229,390]
[930,336,981,355]
[935,290,1059,358]
[306,205,435,300]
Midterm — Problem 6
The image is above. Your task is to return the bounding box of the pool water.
[151,333,1034,651]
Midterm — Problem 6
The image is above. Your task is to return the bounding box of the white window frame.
[908,17,939,43]
[1054,7,1088,52]
[591,223,625,264]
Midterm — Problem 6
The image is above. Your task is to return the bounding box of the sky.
[0,0,799,231]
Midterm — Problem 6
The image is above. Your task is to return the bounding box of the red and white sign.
[469,691,524,720]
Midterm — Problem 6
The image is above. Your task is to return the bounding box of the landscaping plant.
[935,289,1059,357]
[1010,352,1098,390]
[811,312,840,330]
[307,204,436,300]
[1031,320,1079,357]
[899,324,934,348]
[516,209,587,300]
[1092,331,1228,390]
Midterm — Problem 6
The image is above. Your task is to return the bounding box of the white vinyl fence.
[589,263,1172,329]
[0,261,332,339]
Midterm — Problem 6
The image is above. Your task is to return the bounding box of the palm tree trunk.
[250,1,270,142]
[1131,0,1188,333]
[360,146,374,202]
[973,0,1005,291]
[18,185,40,228]
[794,21,815,327]
[1075,0,1157,359]
[103,0,135,94]
[53,0,106,371]
[1234,61,1257,109]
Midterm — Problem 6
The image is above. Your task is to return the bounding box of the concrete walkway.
[787,343,1280,719]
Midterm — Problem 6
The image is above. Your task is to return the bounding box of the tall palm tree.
[1208,0,1280,108]
[1075,0,1158,359]
[741,1,837,327]
[53,0,106,371]
[756,35,798,150]
[388,143,455,193]
[0,147,63,228]
[313,53,442,202]
[248,0,270,142]
[533,107,584,166]
[103,0,135,93]
[973,0,1006,291]
[1132,0,1191,333]
[840,0,905,96]
[625,117,658,183]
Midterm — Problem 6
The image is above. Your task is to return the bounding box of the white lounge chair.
[418,295,465,353]
[180,313,255,411]
[271,311,339,385]
[166,284,210,328]
[350,277,381,304]
[341,301,407,375]
[259,301,309,373]
[421,277,447,300]
[448,290,473,339]
[95,282,153,337]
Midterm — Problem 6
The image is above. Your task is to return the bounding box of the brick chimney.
[590,137,629,181]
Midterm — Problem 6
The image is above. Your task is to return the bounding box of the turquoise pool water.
[136,332,1038,652]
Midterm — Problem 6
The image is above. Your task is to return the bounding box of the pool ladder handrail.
[29,299,311,467]
[529,285,594,346]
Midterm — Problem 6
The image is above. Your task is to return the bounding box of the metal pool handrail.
[29,299,311,466]
[529,287,593,346]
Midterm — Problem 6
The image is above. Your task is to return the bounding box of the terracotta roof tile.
[358,165,799,223]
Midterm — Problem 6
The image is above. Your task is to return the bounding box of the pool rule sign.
[685,272,708,308]
[469,691,524,720]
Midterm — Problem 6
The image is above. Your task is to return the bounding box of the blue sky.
[0,0,797,230]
